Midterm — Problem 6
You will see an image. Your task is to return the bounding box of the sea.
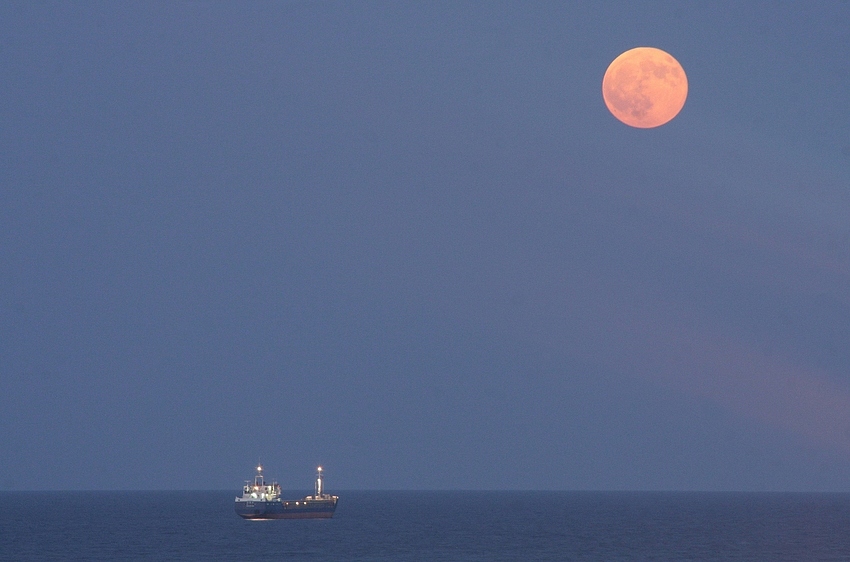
[2,491,850,560]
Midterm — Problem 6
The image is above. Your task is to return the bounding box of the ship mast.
[315,466,323,498]
[255,463,264,488]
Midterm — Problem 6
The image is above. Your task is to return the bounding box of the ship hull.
[235,498,337,520]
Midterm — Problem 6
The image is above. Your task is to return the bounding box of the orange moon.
[602,47,688,128]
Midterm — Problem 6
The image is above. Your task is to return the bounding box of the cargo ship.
[235,465,338,519]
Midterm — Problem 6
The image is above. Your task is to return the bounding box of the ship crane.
[315,466,324,498]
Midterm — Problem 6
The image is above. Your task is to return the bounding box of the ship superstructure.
[235,465,338,519]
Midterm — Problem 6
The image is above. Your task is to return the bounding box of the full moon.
[602,47,688,128]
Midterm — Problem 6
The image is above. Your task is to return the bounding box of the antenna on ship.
[315,466,324,498]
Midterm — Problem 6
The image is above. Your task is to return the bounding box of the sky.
[1,1,849,491]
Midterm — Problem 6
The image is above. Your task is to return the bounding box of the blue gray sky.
[2,1,850,491]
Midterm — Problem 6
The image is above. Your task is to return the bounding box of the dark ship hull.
[235,497,338,519]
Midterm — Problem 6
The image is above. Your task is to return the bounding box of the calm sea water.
[2,491,850,560]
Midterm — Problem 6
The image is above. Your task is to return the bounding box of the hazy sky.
[2,1,850,491]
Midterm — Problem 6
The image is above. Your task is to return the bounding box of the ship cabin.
[242,465,281,501]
